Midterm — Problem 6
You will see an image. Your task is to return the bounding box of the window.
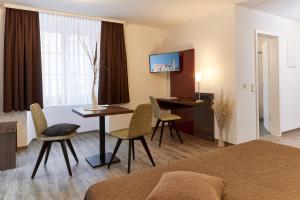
[39,13,101,106]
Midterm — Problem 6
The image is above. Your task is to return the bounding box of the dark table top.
[0,121,17,135]
[72,106,134,118]
[157,98,205,106]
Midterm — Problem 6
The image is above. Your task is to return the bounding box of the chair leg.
[168,122,174,138]
[60,141,72,176]
[44,142,52,165]
[151,119,160,140]
[140,136,155,167]
[66,139,78,163]
[108,139,122,169]
[128,140,132,173]
[132,140,135,160]
[172,122,183,144]
[159,121,165,147]
[31,141,48,179]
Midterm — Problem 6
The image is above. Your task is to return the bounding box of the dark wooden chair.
[107,104,155,173]
[30,103,79,179]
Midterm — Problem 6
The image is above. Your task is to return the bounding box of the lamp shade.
[195,72,202,82]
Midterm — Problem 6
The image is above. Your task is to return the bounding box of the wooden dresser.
[157,94,214,141]
[0,121,17,171]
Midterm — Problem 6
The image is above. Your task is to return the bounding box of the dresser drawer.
[0,122,17,171]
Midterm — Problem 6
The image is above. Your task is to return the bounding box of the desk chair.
[107,104,155,173]
[149,96,183,147]
[30,103,79,179]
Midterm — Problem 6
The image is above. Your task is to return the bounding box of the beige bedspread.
[85,140,300,200]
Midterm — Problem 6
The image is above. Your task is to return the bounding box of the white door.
[268,38,281,136]
[262,40,270,132]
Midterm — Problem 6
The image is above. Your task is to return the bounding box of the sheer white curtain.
[39,13,101,107]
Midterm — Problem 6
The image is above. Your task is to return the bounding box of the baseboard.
[214,139,234,147]
[78,130,98,134]
[282,128,300,134]
[151,126,234,146]
[17,146,28,150]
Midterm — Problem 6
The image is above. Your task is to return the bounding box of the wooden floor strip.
[261,131,300,148]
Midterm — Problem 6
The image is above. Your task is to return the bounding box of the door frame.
[254,29,281,139]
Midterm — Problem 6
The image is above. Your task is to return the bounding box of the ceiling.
[240,0,300,23]
[0,0,251,28]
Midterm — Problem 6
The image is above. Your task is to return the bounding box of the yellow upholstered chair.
[30,103,79,178]
[108,104,155,173]
[149,96,183,146]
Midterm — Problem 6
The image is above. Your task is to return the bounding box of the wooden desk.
[157,98,203,107]
[157,97,214,141]
[72,106,133,168]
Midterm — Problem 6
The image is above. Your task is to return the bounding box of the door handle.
[251,84,256,92]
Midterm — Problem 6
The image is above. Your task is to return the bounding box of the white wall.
[160,6,237,144]
[236,6,300,143]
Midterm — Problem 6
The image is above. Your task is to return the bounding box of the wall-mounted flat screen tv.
[149,52,180,73]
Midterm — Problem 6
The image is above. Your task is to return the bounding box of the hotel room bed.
[85,140,300,200]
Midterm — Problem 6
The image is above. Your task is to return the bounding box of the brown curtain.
[99,21,129,104]
[3,8,43,112]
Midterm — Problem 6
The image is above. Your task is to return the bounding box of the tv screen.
[149,52,180,73]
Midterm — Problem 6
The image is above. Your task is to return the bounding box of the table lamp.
[195,72,202,100]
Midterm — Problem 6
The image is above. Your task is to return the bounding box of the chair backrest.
[30,103,48,138]
[149,96,161,119]
[128,104,153,138]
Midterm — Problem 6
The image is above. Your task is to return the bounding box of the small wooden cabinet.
[157,94,214,142]
[0,121,17,171]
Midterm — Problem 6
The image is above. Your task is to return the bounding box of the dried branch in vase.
[80,38,100,85]
[80,36,100,109]
[212,90,232,147]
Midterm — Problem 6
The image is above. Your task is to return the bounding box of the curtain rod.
[3,3,126,24]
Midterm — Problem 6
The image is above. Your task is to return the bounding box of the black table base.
[85,116,121,168]
[71,108,133,169]
[86,152,120,168]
